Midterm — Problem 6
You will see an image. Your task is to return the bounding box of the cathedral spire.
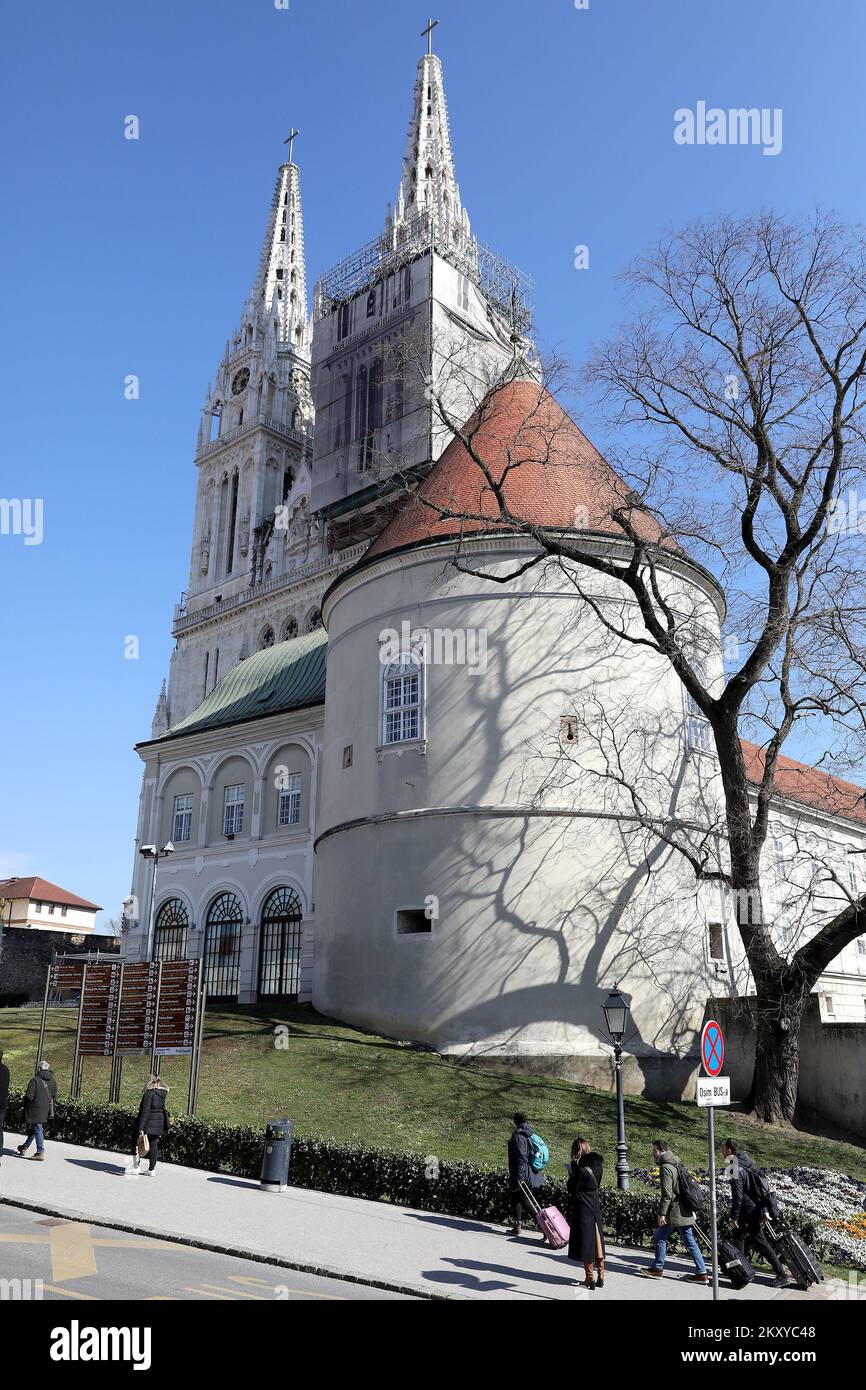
[391,27,469,239]
[250,148,309,348]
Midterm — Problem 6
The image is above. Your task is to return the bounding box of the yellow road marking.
[185,1287,233,1299]
[199,1283,265,1299]
[0,1234,48,1244]
[228,1274,344,1300]
[50,1223,97,1282]
[41,1283,99,1300]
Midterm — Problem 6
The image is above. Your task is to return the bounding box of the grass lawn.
[2,1003,864,1184]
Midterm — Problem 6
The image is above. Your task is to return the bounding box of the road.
[0,1204,415,1301]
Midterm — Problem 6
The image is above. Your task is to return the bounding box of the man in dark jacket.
[17,1061,58,1161]
[507,1112,543,1236]
[723,1138,789,1287]
[0,1049,10,1165]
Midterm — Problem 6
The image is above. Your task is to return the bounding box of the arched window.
[258,887,303,1000]
[382,654,423,744]
[203,892,243,1000]
[282,616,298,641]
[260,625,275,650]
[305,608,322,634]
[153,898,189,962]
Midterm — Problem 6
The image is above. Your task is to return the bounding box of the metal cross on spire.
[283,128,300,164]
[421,17,439,54]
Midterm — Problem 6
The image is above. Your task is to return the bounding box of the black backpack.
[675,1161,706,1215]
[744,1163,780,1220]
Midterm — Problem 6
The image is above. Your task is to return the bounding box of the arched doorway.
[153,898,189,962]
[257,887,303,1001]
[203,891,243,1000]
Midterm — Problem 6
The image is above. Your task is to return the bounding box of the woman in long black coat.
[131,1076,170,1175]
[566,1137,605,1289]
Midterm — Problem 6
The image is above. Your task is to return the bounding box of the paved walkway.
[0,1132,853,1301]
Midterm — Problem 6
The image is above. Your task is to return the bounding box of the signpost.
[698,1018,730,1302]
[41,955,207,1115]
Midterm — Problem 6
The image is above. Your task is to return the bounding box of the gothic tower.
[309,35,533,549]
[162,154,326,726]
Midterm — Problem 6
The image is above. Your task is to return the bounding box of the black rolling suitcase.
[764,1221,823,1288]
[694,1224,756,1288]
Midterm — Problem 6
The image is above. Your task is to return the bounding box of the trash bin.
[260,1117,293,1193]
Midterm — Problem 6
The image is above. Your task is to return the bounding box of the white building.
[122,38,866,1093]
[0,876,101,935]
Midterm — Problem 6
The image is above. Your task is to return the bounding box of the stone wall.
[0,928,119,1005]
[708,995,866,1139]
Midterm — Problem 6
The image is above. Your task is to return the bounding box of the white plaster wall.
[312,535,727,1083]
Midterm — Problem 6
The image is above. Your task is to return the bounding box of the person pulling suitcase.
[723,1139,791,1288]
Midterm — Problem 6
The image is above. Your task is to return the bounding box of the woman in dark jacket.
[567,1137,605,1289]
[132,1076,170,1175]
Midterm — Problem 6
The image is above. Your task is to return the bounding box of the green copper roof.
[159,629,327,741]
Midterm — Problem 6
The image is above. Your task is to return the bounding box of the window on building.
[337,302,350,341]
[173,793,193,843]
[223,784,245,837]
[857,935,866,956]
[258,887,303,1000]
[61,905,67,917]
[847,851,861,896]
[772,835,788,882]
[153,898,189,962]
[305,609,322,634]
[260,626,275,649]
[48,904,55,915]
[203,892,243,999]
[366,289,377,317]
[383,656,423,745]
[707,922,725,961]
[781,923,794,948]
[278,773,302,827]
[825,995,835,1017]
[283,617,298,641]
[34,901,42,913]
[396,909,432,935]
[684,657,713,753]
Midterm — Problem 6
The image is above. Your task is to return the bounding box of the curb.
[0,1194,460,1302]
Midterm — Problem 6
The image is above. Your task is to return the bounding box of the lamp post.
[139,842,175,961]
[602,984,631,1191]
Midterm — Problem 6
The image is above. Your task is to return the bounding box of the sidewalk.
[0,1132,850,1301]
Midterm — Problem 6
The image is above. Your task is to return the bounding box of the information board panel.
[78,963,122,1056]
[154,959,200,1056]
[116,961,160,1055]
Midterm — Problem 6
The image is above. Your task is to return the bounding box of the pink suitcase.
[519,1180,570,1249]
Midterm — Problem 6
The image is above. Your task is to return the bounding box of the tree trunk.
[749,983,806,1124]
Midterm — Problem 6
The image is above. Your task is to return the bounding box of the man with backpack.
[17,1060,58,1161]
[506,1112,546,1236]
[723,1138,790,1288]
[641,1138,708,1283]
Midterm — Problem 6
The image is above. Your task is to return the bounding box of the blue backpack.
[527,1133,549,1172]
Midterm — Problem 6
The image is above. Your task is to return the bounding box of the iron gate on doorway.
[257,887,303,1001]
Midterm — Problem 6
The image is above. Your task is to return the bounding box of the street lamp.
[139,842,175,960]
[602,984,632,1191]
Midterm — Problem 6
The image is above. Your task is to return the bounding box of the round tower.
[312,378,725,1096]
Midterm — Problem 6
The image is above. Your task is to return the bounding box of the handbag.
[37,1077,55,1121]
[137,1133,150,1158]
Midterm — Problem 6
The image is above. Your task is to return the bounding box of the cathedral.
[123,34,866,1097]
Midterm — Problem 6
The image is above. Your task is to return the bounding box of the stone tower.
[309,38,533,549]
[162,155,324,726]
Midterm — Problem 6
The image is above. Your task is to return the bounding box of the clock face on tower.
[231,367,250,396]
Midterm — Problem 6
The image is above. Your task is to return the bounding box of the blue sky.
[1,0,864,928]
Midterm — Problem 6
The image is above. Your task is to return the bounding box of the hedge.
[3,1091,841,1264]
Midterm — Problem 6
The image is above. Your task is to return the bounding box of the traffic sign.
[701,1019,725,1076]
[696,1075,731,1107]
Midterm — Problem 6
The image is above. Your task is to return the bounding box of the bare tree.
[403,212,866,1124]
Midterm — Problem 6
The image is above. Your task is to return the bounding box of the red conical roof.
[367,378,671,559]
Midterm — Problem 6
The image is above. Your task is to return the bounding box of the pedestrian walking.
[723,1138,790,1288]
[0,1049,10,1166]
[506,1112,546,1236]
[17,1060,57,1160]
[129,1075,170,1176]
[566,1136,606,1289]
[640,1138,708,1283]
